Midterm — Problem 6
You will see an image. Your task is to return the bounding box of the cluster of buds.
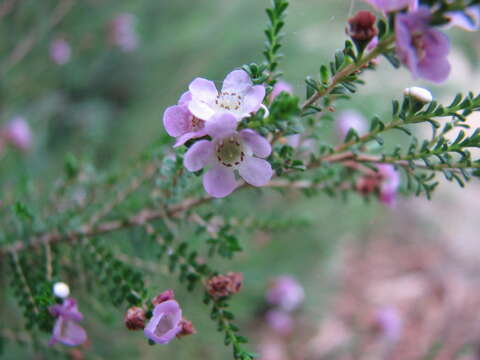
[124,289,195,344]
[206,272,243,299]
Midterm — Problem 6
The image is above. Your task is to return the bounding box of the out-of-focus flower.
[183,113,272,198]
[188,70,265,122]
[445,5,480,32]
[348,11,378,48]
[163,92,207,147]
[378,164,401,207]
[49,38,71,65]
[49,298,87,347]
[269,80,293,102]
[258,337,289,360]
[265,310,294,336]
[176,318,197,338]
[2,116,32,151]
[53,282,70,299]
[109,13,138,52]
[124,306,146,330]
[363,0,418,13]
[152,289,176,306]
[396,7,451,83]
[144,300,182,344]
[335,110,367,141]
[403,86,433,104]
[375,306,403,342]
[266,276,305,312]
[206,272,244,299]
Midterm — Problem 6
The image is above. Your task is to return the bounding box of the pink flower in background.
[109,13,139,52]
[266,276,305,312]
[364,0,418,13]
[396,7,451,83]
[163,92,207,147]
[375,306,403,342]
[183,113,272,198]
[2,116,32,151]
[265,310,294,336]
[49,38,71,65]
[49,298,87,347]
[377,164,400,207]
[188,70,265,122]
[445,5,480,32]
[144,300,183,344]
[269,80,293,102]
[335,110,367,140]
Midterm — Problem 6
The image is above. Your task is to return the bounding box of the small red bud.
[124,306,146,330]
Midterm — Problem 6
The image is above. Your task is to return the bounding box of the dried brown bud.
[124,306,146,330]
[206,272,244,299]
[176,318,197,338]
[356,174,381,195]
[152,289,175,306]
[348,10,377,44]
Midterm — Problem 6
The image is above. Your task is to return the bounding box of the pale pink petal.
[183,140,214,172]
[238,156,273,187]
[178,91,192,106]
[173,129,207,148]
[240,129,271,158]
[241,85,266,114]
[163,105,191,137]
[50,318,87,346]
[205,113,238,138]
[203,164,237,198]
[189,78,218,103]
[222,70,252,93]
[188,99,216,121]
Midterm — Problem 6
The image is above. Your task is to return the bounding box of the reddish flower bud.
[348,11,378,49]
[176,318,197,338]
[206,272,243,299]
[356,174,380,196]
[152,289,175,306]
[124,306,146,330]
[226,272,243,294]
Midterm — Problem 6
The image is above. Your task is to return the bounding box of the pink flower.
[363,0,418,13]
[163,92,207,147]
[187,70,265,122]
[144,300,183,344]
[377,164,400,207]
[266,276,304,312]
[445,5,480,32]
[375,306,403,342]
[109,13,138,52]
[269,80,293,102]
[2,116,32,151]
[183,113,273,198]
[335,110,367,140]
[49,38,71,65]
[49,298,87,347]
[395,7,451,83]
[265,310,294,336]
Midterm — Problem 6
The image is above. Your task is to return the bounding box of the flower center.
[215,135,245,167]
[155,314,175,336]
[190,116,204,132]
[411,32,426,61]
[214,91,243,112]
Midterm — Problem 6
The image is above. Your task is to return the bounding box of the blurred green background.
[1,0,480,359]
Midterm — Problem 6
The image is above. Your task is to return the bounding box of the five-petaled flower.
[144,300,183,344]
[395,7,451,83]
[49,298,87,347]
[187,70,266,122]
[183,113,273,198]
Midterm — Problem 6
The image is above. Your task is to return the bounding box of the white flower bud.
[53,282,70,298]
[403,86,433,104]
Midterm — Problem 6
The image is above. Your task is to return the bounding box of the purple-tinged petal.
[270,81,293,101]
[364,0,417,12]
[178,91,192,106]
[241,85,265,114]
[266,276,305,311]
[222,70,252,93]
[418,57,451,84]
[204,113,238,138]
[183,140,214,172]
[189,78,218,103]
[174,129,207,148]
[265,310,294,336]
[335,110,367,140]
[238,156,273,187]
[163,105,192,137]
[144,300,182,345]
[50,317,87,347]
[49,298,83,321]
[203,164,237,198]
[188,99,216,121]
[240,129,271,158]
[446,6,480,32]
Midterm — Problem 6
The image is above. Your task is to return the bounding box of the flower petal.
[241,85,266,114]
[178,91,192,106]
[222,70,252,93]
[189,78,218,103]
[238,156,273,187]
[174,129,207,148]
[183,140,214,172]
[163,105,191,137]
[51,318,87,346]
[205,113,238,138]
[188,99,216,121]
[203,164,237,198]
[240,129,271,158]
